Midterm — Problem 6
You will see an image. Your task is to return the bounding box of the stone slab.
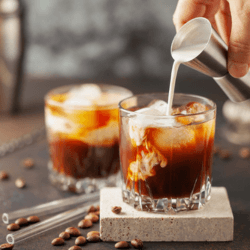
[100,187,234,242]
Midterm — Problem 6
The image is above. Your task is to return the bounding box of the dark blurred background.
[19,0,226,109]
[2,0,248,143]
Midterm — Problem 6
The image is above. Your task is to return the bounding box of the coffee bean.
[87,234,100,242]
[7,223,20,231]
[27,216,40,224]
[96,205,100,211]
[15,218,28,227]
[0,171,9,180]
[88,205,96,213]
[78,219,93,229]
[75,236,87,246]
[94,211,100,216]
[86,231,100,242]
[59,232,71,240]
[112,206,122,214]
[219,149,231,160]
[68,246,82,250]
[0,243,14,250]
[65,227,81,237]
[87,231,99,237]
[85,213,99,223]
[131,239,143,249]
[239,147,250,159]
[15,178,26,189]
[51,238,64,246]
[213,145,220,155]
[115,241,130,249]
[22,158,34,169]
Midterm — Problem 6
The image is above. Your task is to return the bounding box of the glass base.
[122,180,211,213]
[48,161,121,193]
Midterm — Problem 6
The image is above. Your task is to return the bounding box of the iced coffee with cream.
[45,84,132,193]
[119,93,216,212]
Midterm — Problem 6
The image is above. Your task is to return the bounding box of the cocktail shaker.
[0,0,25,113]
[171,17,250,102]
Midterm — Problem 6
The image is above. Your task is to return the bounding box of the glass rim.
[118,92,216,118]
[45,83,133,110]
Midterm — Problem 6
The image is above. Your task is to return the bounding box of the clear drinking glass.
[45,83,132,193]
[119,93,216,212]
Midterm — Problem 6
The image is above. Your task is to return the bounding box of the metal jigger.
[171,17,250,102]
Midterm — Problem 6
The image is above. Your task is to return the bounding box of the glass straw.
[2,192,99,224]
[6,200,99,245]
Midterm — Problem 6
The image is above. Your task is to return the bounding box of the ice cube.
[71,84,102,100]
[128,102,178,146]
[185,101,207,114]
[173,102,208,125]
[147,100,168,115]
[149,126,196,150]
[171,106,186,115]
[64,84,102,107]
[128,117,147,146]
[63,98,92,107]
[80,120,119,146]
[45,109,76,133]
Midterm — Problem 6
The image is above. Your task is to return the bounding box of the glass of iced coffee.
[119,93,216,212]
[45,84,132,193]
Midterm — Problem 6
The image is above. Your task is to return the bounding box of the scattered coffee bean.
[96,205,100,211]
[78,219,93,229]
[27,215,40,224]
[7,223,20,231]
[65,227,81,237]
[22,158,34,169]
[75,236,87,246]
[219,149,231,160]
[87,234,100,242]
[94,211,100,216]
[112,206,122,214]
[115,241,130,249]
[15,178,26,188]
[85,213,99,223]
[213,145,220,155]
[68,185,77,193]
[15,218,28,227]
[239,147,250,159]
[68,246,82,250]
[87,231,99,237]
[51,237,64,246]
[88,205,97,213]
[87,231,100,242]
[0,171,9,180]
[0,243,14,250]
[131,239,143,249]
[59,231,71,240]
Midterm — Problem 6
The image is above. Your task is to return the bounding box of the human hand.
[173,0,250,78]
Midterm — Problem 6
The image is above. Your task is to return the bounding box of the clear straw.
[2,192,99,224]
[6,200,99,245]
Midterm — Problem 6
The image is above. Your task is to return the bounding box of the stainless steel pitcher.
[171,17,250,102]
[0,0,25,113]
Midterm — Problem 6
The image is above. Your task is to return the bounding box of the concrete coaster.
[100,187,234,242]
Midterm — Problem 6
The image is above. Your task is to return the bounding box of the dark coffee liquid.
[120,104,215,199]
[50,139,120,179]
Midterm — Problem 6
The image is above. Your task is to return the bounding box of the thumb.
[228,1,250,78]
